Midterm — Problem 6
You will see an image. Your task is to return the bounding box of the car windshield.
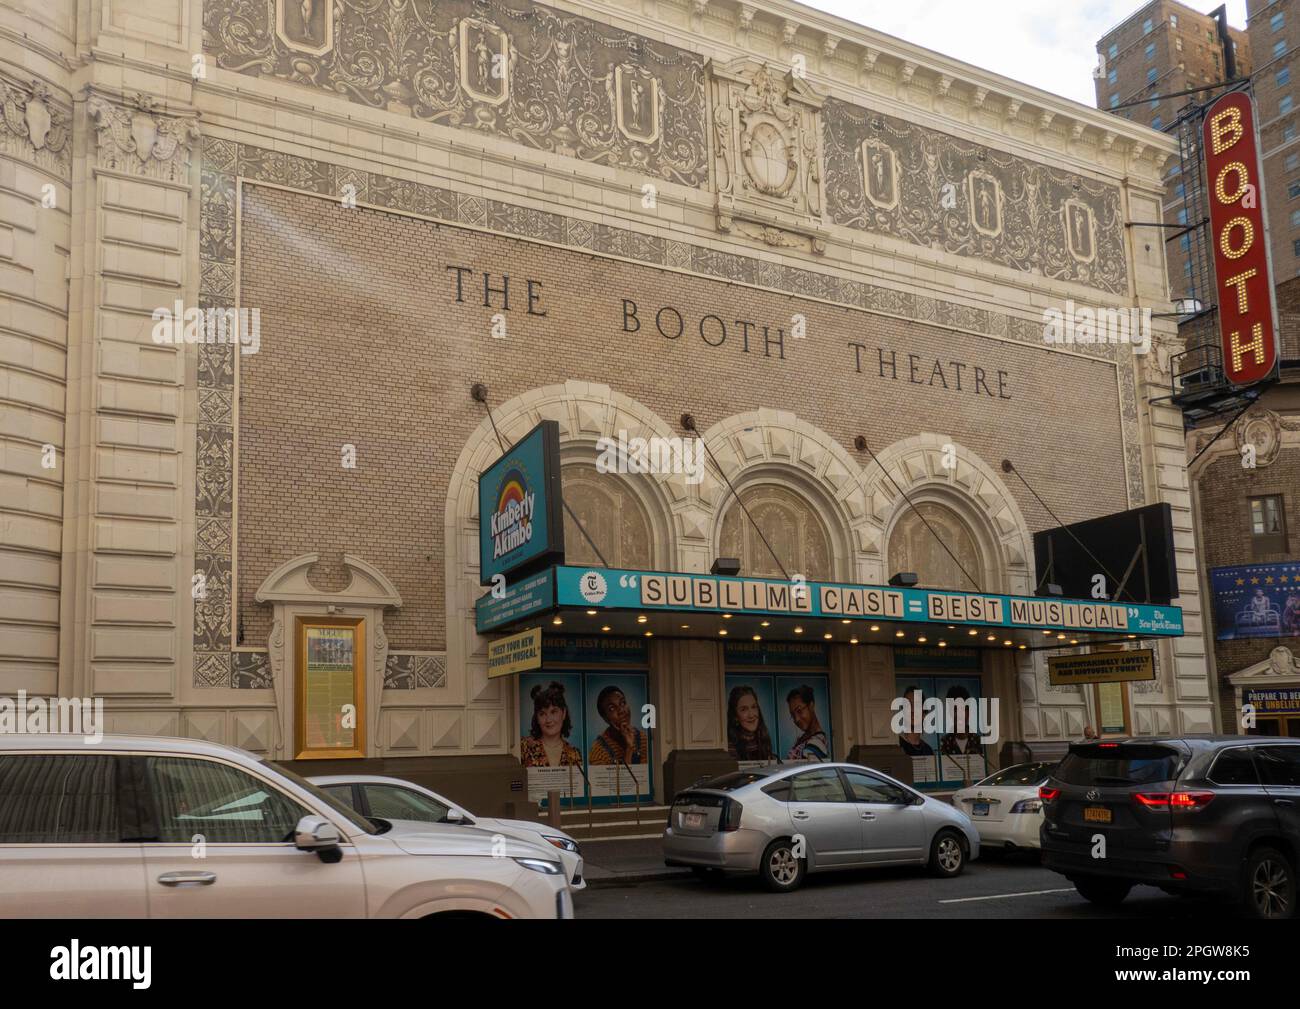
[1054,745,1182,786]
[976,762,1058,787]
[264,761,379,835]
[693,770,774,792]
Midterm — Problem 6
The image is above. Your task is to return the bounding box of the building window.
[1250,496,1288,556]
[1108,67,1118,85]
[1287,152,1300,171]
[1152,115,1163,130]
[1287,124,1298,142]
[1184,259,1193,276]
[887,502,983,592]
[1283,95,1295,115]
[1290,209,1300,227]
[1281,67,1293,88]
[721,484,834,582]
[1179,234,1191,252]
[1143,18,1153,34]
[1145,42,1156,60]
[1294,238,1300,255]
[1170,13,1178,28]
[1110,93,1120,108]
[1108,43,1118,60]
[1177,208,1188,224]
[1273,11,1286,33]
[1275,40,1288,59]
[1175,182,1186,199]
[1290,181,1300,199]
[1147,67,1158,84]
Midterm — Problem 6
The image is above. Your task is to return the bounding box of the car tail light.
[719,798,744,832]
[1134,792,1215,810]
[1169,867,1188,880]
[1039,785,1060,802]
[1010,798,1043,814]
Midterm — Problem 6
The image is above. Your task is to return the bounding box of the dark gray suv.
[1040,736,1300,919]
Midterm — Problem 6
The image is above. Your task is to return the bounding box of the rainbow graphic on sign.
[489,467,536,561]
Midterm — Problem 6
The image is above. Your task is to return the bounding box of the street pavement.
[574,850,1236,918]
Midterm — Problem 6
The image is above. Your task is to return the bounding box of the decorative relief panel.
[203,0,709,186]
[712,59,826,254]
[823,98,1129,295]
[0,74,71,176]
[384,652,448,689]
[86,92,200,183]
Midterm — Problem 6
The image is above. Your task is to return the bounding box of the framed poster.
[725,676,781,767]
[1094,681,1131,737]
[295,617,365,759]
[518,672,586,804]
[774,676,833,762]
[584,672,651,800]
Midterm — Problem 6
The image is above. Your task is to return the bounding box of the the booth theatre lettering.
[446,266,548,315]
[621,299,789,359]
[848,342,1012,400]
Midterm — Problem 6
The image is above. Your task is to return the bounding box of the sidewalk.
[580,836,689,887]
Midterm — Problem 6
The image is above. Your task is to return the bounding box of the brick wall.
[236,185,1133,650]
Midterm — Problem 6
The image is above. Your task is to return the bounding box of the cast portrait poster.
[583,672,651,799]
[774,675,832,762]
[517,672,585,804]
[724,676,779,767]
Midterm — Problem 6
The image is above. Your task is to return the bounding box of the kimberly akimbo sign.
[1048,649,1155,686]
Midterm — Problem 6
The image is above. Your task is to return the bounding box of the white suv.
[0,734,572,919]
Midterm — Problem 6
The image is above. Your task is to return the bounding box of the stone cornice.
[565,0,1177,181]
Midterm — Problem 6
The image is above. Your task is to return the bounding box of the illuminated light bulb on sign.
[1202,91,1278,387]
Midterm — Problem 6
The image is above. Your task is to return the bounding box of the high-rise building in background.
[1095,1,1252,305]
[1248,0,1300,279]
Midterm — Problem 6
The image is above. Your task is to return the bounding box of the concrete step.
[536,804,669,841]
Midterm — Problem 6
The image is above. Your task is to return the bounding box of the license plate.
[1084,806,1112,824]
[684,812,704,829]
[973,802,990,817]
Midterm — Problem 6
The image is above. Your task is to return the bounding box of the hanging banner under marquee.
[478,420,565,585]
[1202,91,1280,387]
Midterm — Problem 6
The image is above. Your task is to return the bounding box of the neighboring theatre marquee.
[1202,91,1280,387]
[476,565,1186,636]
[478,420,565,585]
[1048,649,1156,686]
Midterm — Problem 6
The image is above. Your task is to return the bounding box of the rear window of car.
[977,761,1058,786]
[692,770,773,792]
[1055,745,1183,786]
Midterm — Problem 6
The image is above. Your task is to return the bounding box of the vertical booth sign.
[1202,91,1280,387]
[479,420,566,585]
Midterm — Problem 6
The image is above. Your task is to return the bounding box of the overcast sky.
[808,0,1249,107]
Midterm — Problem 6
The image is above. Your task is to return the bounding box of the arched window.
[561,466,654,569]
[719,485,833,581]
[887,502,983,591]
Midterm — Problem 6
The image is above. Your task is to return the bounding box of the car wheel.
[691,866,724,882]
[1074,875,1133,907]
[928,829,966,878]
[1243,846,1295,920]
[759,838,806,893]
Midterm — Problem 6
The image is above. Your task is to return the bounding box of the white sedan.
[310,774,585,889]
[951,761,1060,853]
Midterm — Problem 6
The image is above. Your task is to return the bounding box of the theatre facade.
[4,0,1211,810]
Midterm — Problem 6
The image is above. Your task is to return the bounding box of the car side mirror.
[445,808,465,824]
[295,815,343,863]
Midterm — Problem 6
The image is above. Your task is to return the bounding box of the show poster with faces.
[894,674,986,788]
[517,670,652,805]
[725,674,833,766]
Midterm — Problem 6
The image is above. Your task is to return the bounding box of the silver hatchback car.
[663,763,979,892]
